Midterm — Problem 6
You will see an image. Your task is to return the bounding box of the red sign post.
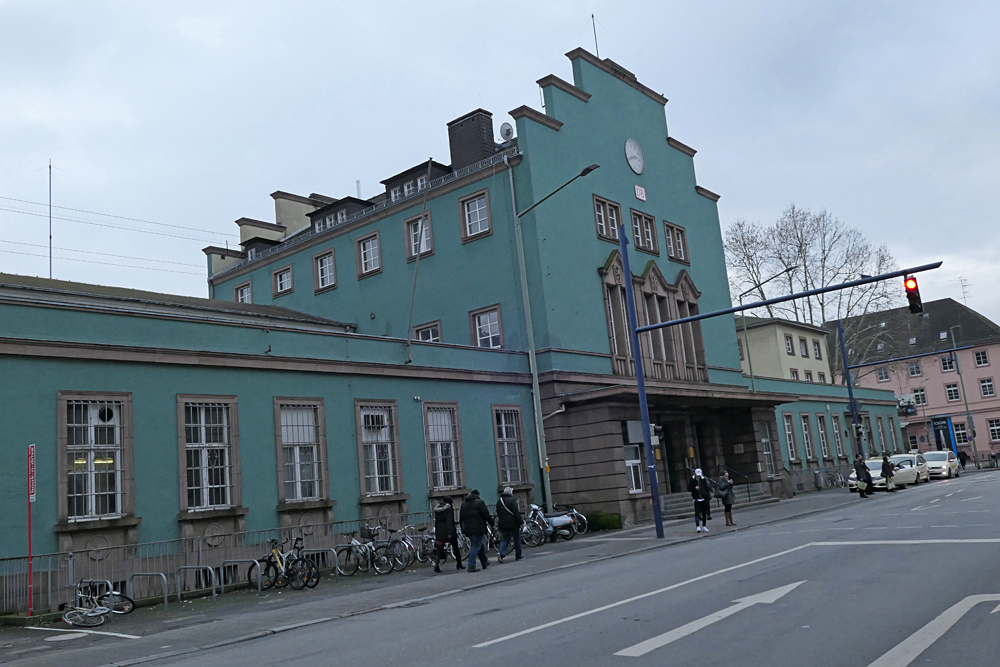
[27,444,35,617]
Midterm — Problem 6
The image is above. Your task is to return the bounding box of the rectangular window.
[831,415,844,456]
[863,415,874,453]
[805,371,813,383]
[975,350,989,366]
[64,398,127,520]
[356,232,381,278]
[876,416,887,454]
[235,282,252,304]
[460,191,491,241]
[665,225,675,257]
[313,250,336,292]
[406,213,433,261]
[790,369,799,381]
[818,372,826,384]
[593,196,621,242]
[913,387,927,406]
[630,210,658,254]
[785,335,794,355]
[813,340,822,360]
[471,305,502,349]
[783,414,797,460]
[989,418,1000,441]
[888,417,898,453]
[981,378,995,397]
[404,181,416,197]
[941,356,955,372]
[278,403,323,502]
[908,361,922,377]
[494,406,527,486]
[909,434,918,448]
[954,422,968,445]
[799,338,808,357]
[737,338,744,361]
[424,403,463,491]
[357,402,400,496]
[391,187,401,202]
[273,268,292,295]
[417,175,427,191]
[674,228,686,261]
[337,209,347,224]
[800,414,814,458]
[414,321,441,343]
[183,402,235,510]
[817,415,830,457]
[624,443,644,493]
[945,383,960,401]
[877,368,890,382]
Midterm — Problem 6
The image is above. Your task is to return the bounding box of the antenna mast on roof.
[952,276,972,306]
[592,14,599,58]
[48,159,52,279]
[356,180,362,199]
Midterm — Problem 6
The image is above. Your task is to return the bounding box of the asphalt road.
[7,472,1000,666]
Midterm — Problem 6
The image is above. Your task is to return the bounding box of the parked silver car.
[922,450,961,478]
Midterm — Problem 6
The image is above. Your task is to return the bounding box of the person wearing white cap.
[687,468,712,533]
[495,486,524,562]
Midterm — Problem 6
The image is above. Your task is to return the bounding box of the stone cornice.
[667,137,697,157]
[695,186,721,202]
[509,105,564,131]
[536,74,591,102]
[565,47,668,106]
[235,217,285,232]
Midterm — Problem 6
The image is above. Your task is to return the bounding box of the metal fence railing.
[0,509,441,616]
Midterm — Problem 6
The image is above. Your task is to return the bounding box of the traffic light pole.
[837,320,864,458]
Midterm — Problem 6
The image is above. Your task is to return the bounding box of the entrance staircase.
[659,482,778,521]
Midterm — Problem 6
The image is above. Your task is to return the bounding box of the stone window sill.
[277,499,336,512]
[55,516,142,533]
[177,507,249,522]
[359,493,410,505]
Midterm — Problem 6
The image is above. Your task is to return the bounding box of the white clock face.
[625,138,645,175]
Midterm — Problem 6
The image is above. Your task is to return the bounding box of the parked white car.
[848,458,914,491]
[889,453,929,485]
[923,450,961,478]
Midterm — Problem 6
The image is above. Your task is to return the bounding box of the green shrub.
[585,511,622,531]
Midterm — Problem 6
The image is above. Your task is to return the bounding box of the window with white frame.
[357,233,380,276]
[800,414,814,458]
[863,415,875,453]
[785,335,794,355]
[831,415,844,456]
[980,377,995,397]
[273,267,292,295]
[359,404,398,495]
[665,226,675,256]
[941,356,955,372]
[939,332,948,340]
[337,209,347,224]
[425,404,462,490]
[624,443,644,493]
[280,404,321,501]
[790,369,799,381]
[989,418,1000,441]
[783,414,798,460]
[817,415,830,457]
[888,417,898,452]
[818,372,826,384]
[953,422,968,445]
[407,214,432,259]
[909,361,921,377]
[945,383,960,401]
[391,187,401,202]
[593,196,620,242]
[975,350,989,366]
[805,371,814,383]
[876,416,887,453]
[235,282,252,304]
[404,181,416,197]
[913,387,927,406]
[494,406,527,485]
[66,400,125,520]
[877,368,890,382]
[472,307,502,349]
[798,338,808,357]
[315,251,335,291]
[813,340,822,359]
[184,403,234,510]
[631,211,658,253]
[417,175,427,191]
[414,321,441,343]
[462,193,490,239]
[674,228,686,261]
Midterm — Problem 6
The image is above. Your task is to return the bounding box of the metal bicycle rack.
[300,548,339,581]
[128,572,169,609]
[221,559,264,594]
[175,565,217,602]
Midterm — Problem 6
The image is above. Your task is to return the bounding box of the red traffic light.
[904,275,922,314]
[904,277,917,290]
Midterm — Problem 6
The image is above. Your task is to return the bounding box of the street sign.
[27,444,35,503]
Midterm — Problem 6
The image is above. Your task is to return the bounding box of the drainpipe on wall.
[503,155,552,508]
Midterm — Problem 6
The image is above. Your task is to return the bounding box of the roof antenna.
[592,14,599,58]
[356,180,362,199]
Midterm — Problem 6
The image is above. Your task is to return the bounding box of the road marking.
[26,627,141,640]
[613,581,806,657]
[929,499,941,504]
[801,529,824,533]
[863,527,888,530]
[967,523,992,527]
[969,509,991,513]
[945,493,954,498]
[929,525,958,528]
[867,594,1000,667]
[961,496,983,502]
[828,527,854,531]
[472,544,813,648]
[769,531,791,535]
[897,526,923,529]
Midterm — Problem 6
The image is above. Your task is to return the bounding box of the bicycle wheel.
[416,535,434,563]
[266,561,287,589]
[371,545,395,575]
[98,592,135,614]
[573,513,588,535]
[63,608,106,627]
[389,540,410,572]
[249,559,275,591]
[337,547,360,576]
[287,559,310,590]
[524,520,545,547]
[302,557,320,589]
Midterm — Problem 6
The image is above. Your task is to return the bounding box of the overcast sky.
[1,1,997,322]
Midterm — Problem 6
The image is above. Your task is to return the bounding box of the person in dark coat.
[459,489,493,572]
[958,450,968,470]
[854,454,871,498]
[432,496,464,573]
[688,469,712,533]
[495,486,524,563]
[881,455,896,492]
[717,472,737,526]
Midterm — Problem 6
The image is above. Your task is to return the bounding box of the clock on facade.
[624,138,645,175]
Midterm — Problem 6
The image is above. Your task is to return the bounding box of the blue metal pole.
[617,225,665,539]
[837,319,864,458]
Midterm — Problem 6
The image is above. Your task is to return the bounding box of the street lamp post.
[503,157,600,508]
[949,326,980,468]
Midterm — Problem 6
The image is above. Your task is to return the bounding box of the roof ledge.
[667,137,697,157]
[509,105,564,132]
[536,74,591,102]
[235,217,285,232]
[565,48,668,106]
[695,186,720,202]
[202,246,246,259]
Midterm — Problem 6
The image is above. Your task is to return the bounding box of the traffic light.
[904,275,922,314]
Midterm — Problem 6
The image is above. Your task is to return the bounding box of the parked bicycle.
[60,581,112,627]
[553,503,588,534]
[336,527,394,576]
[824,469,848,488]
[248,537,316,590]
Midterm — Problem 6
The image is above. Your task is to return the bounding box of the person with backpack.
[432,496,464,573]
[459,489,493,572]
[688,469,712,533]
[495,486,524,563]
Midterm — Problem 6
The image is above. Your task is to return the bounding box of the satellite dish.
[500,122,514,142]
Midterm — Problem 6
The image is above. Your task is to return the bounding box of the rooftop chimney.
[447,109,495,170]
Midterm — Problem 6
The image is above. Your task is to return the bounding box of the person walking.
[432,496,464,573]
[854,454,871,499]
[459,489,493,572]
[958,450,968,470]
[688,469,712,533]
[881,455,896,492]
[495,486,523,563]
[717,471,737,526]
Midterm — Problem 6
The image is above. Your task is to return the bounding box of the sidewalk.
[0,487,862,666]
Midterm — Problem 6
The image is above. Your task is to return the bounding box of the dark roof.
[0,273,353,329]
[734,315,828,335]
[446,108,492,127]
[307,196,375,220]
[379,160,452,186]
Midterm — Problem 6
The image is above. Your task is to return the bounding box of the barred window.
[494,406,527,485]
[280,405,320,501]
[359,404,398,495]
[184,403,233,510]
[66,400,125,520]
[425,405,462,490]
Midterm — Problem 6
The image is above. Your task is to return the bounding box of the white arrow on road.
[867,594,1000,667]
[614,581,806,658]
